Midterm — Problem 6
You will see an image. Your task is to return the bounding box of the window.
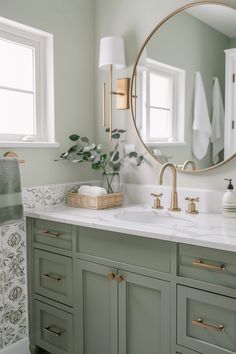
[141,59,185,145]
[0,17,58,147]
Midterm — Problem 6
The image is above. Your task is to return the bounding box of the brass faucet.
[182,160,196,171]
[159,162,181,211]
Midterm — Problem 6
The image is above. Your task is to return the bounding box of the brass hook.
[3,151,26,163]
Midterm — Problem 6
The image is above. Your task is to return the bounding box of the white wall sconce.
[99,36,130,139]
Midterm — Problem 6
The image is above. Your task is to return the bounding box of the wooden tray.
[67,192,123,210]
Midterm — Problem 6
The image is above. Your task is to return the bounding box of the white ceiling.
[186,4,236,39]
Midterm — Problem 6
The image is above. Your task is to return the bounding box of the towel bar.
[3,151,26,163]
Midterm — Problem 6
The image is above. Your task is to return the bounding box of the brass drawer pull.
[42,274,62,282]
[107,272,116,281]
[192,318,224,332]
[192,259,225,271]
[43,326,64,336]
[42,230,62,238]
[115,274,124,283]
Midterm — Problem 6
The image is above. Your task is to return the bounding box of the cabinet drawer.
[35,300,73,354]
[178,244,236,288]
[34,219,72,251]
[177,285,236,354]
[77,227,171,273]
[34,249,73,305]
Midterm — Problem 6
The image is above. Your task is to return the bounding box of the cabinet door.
[118,271,170,354]
[78,260,118,354]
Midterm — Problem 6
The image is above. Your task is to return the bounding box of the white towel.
[210,77,224,164]
[78,185,107,196]
[192,72,212,160]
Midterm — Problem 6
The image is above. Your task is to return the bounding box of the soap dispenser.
[222,179,236,217]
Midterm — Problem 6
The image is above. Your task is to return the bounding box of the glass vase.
[102,172,120,194]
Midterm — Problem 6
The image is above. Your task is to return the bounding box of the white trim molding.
[0,15,55,147]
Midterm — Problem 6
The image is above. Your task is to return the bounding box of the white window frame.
[141,58,186,146]
[0,16,58,148]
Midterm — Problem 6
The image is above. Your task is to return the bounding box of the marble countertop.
[24,204,236,253]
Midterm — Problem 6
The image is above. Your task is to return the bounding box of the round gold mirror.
[130,1,236,173]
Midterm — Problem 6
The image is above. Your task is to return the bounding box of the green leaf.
[113,162,121,172]
[97,144,103,151]
[112,129,118,133]
[92,162,101,170]
[68,145,78,153]
[83,151,92,158]
[112,151,119,162]
[83,144,96,152]
[105,128,110,133]
[118,129,126,133]
[100,154,107,162]
[81,137,89,143]
[112,133,121,139]
[129,151,138,158]
[69,134,80,141]
[60,152,68,158]
[136,155,144,166]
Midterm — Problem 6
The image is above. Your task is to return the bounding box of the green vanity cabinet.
[77,261,118,354]
[77,260,171,354]
[118,270,170,354]
[26,216,236,354]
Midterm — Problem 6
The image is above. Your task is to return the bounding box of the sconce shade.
[99,36,126,70]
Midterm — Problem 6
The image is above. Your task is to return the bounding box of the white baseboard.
[0,338,30,354]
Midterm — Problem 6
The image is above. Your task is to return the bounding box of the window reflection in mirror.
[132,3,236,172]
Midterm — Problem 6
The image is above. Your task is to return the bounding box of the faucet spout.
[159,162,181,211]
[182,160,196,171]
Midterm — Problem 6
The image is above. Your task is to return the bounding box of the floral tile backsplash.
[0,181,89,350]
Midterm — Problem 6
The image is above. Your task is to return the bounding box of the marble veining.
[25,204,236,253]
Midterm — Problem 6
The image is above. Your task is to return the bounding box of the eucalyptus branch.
[57,129,144,193]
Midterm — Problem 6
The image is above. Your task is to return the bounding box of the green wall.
[147,11,229,169]
[231,38,236,47]
[1,0,236,190]
[94,0,236,190]
[0,0,96,187]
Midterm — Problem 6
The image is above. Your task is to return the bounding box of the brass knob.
[107,272,115,281]
[115,274,124,283]
[185,197,199,214]
[150,193,163,209]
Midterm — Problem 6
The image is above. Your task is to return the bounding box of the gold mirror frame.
[130,1,236,174]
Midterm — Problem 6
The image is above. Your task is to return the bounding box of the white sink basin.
[114,210,194,226]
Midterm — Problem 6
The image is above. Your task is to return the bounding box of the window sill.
[145,141,186,147]
[0,141,60,148]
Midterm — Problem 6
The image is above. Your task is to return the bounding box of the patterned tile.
[3,279,27,347]
[2,223,25,284]
[22,182,81,210]
[0,181,92,349]
[0,290,3,349]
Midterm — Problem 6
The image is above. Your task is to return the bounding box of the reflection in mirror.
[132,3,236,172]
